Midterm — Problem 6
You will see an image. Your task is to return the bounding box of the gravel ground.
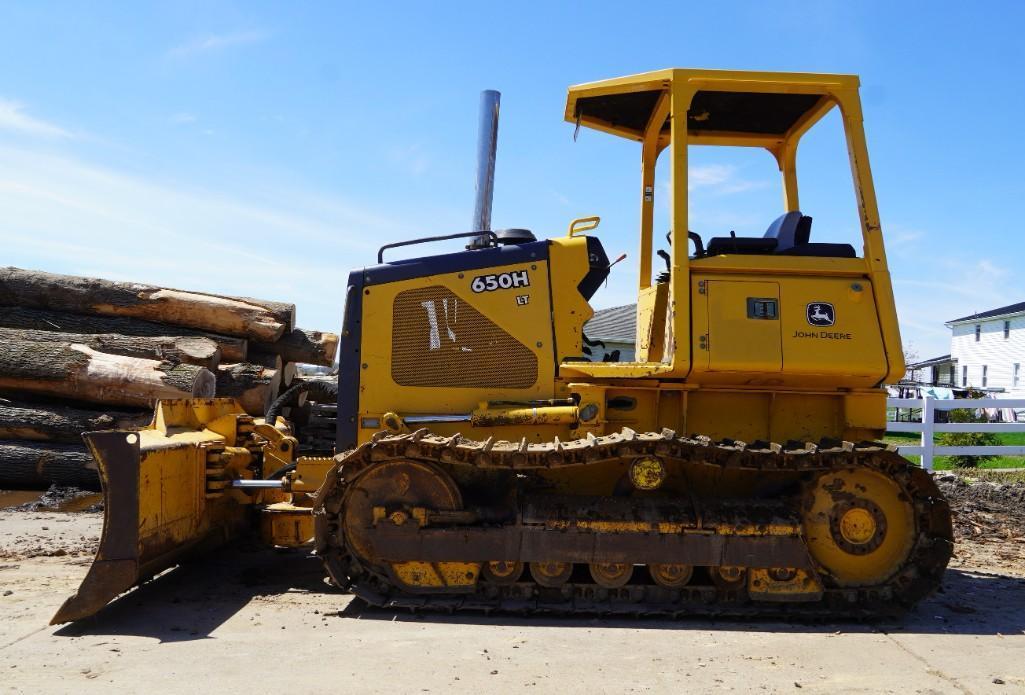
[0,474,1023,694]
[934,473,1025,576]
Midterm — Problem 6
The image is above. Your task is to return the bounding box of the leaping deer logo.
[806,302,835,327]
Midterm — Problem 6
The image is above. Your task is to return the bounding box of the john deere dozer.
[54,68,953,624]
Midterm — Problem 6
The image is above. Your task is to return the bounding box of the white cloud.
[892,255,1024,359]
[0,144,406,332]
[166,30,268,59]
[688,164,768,195]
[0,99,72,139]
[169,112,198,125]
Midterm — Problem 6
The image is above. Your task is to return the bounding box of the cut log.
[257,328,339,366]
[281,362,297,388]
[222,296,295,333]
[0,307,247,362]
[0,441,99,491]
[0,327,220,369]
[0,340,216,408]
[0,399,150,443]
[246,349,283,372]
[216,363,281,416]
[0,267,288,341]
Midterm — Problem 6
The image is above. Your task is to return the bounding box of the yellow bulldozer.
[53,68,953,624]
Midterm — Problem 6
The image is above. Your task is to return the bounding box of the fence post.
[921,394,934,471]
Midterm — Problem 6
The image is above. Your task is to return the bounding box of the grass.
[883,431,1025,470]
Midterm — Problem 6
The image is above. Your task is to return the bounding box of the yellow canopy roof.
[564,68,859,145]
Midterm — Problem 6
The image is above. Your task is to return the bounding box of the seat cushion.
[777,243,857,258]
[706,236,778,256]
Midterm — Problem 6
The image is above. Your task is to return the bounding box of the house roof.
[947,301,1025,325]
[584,304,636,342]
[906,354,953,369]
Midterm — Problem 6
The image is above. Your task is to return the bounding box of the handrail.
[567,216,600,237]
[377,231,498,264]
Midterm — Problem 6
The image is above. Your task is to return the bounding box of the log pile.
[0,266,339,490]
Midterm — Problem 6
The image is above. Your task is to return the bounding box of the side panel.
[780,277,887,378]
[635,283,668,363]
[689,271,887,388]
[706,280,782,373]
[357,257,557,442]
[548,236,594,364]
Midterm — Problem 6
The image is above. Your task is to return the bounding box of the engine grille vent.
[391,286,538,389]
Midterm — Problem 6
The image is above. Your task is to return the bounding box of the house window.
[1005,320,1011,339]
[1015,363,1021,388]
[975,324,981,341]
[949,365,956,384]
[962,365,968,386]
[982,365,988,387]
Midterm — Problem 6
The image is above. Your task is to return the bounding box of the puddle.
[0,489,102,511]
[56,493,103,512]
[0,490,42,509]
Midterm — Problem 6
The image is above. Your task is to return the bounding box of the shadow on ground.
[53,546,330,643]
[52,544,1024,641]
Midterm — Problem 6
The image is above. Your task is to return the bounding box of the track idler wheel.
[802,467,915,587]
[649,563,694,589]
[589,562,633,588]
[482,561,523,585]
[530,561,573,588]
[339,458,466,590]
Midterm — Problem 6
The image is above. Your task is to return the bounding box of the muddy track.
[314,428,954,619]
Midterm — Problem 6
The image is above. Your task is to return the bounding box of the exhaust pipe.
[469,89,501,249]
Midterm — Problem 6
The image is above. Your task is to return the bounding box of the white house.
[583,304,636,362]
[906,354,957,386]
[945,301,1025,396]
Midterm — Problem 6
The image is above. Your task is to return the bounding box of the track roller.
[712,566,747,590]
[482,561,523,585]
[530,561,573,587]
[589,562,633,588]
[649,563,694,588]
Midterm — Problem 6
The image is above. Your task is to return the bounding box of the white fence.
[886,397,1025,470]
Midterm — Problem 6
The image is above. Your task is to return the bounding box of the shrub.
[937,407,998,468]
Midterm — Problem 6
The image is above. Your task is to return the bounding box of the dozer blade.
[52,430,144,624]
[52,400,256,624]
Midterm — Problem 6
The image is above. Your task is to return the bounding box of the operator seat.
[765,212,857,258]
[762,211,809,252]
[702,211,856,258]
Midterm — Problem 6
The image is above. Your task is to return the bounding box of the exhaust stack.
[470,89,500,249]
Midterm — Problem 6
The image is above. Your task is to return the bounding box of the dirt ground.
[1,476,1024,694]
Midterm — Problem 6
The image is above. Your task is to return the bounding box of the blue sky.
[1,1,1023,360]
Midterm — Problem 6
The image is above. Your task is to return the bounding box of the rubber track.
[313,428,954,619]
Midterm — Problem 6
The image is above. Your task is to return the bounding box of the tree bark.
[247,349,295,386]
[0,306,247,362]
[0,267,288,341]
[224,296,295,333]
[0,340,216,407]
[0,441,99,490]
[0,327,220,369]
[257,328,339,366]
[216,363,281,416]
[246,349,282,372]
[0,398,150,443]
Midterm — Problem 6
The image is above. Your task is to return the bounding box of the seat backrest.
[762,211,804,251]
[794,215,812,245]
